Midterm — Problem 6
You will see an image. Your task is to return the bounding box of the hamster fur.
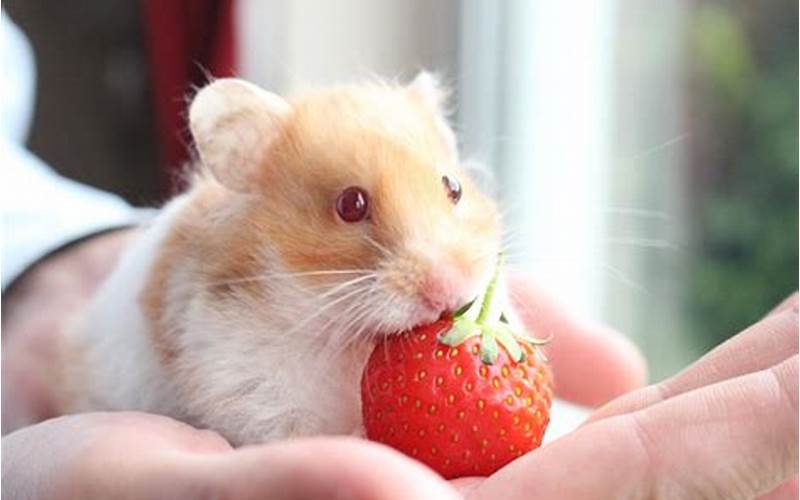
[60,73,505,445]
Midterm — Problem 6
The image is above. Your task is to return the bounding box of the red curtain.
[142,0,238,196]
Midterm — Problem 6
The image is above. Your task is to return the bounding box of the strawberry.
[361,257,553,479]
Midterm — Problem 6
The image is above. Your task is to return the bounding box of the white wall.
[238,0,459,93]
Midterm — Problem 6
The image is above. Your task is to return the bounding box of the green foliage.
[687,2,798,350]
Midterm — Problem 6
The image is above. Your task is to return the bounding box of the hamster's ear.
[408,71,448,112]
[189,78,291,192]
[408,71,458,158]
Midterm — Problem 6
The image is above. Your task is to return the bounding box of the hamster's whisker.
[273,269,376,278]
[507,287,546,327]
[333,290,393,354]
[316,285,381,355]
[301,276,375,294]
[597,260,651,295]
[313,274,378,300]
[497,249,528,263]
[314,281,379,335]
[314,302,366,351]
[279,285,374,339]
[313,302,374,354]
[501,227,526,246]
[285,276,381,352]
[326,284,376,327]
[498,244,525,257]
[200,269,375,290]
[323,302,376,356]
[332,298,374,335]
[340,286,387,348]
[501,236,525,252]
[201,275,281,288]
[500,227,527,252]
[505,256,652,296]
[602,237,677,250]
[467,247,508,266]
[367,293,397,339]
[500,239,520,251]
[364,236,393,259]
[602,206,672,222]
[502,262,528,276]
[497,199,525,220]
[373,292,402,336]
[501,225,524,239]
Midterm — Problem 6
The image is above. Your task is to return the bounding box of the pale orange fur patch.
[139,178,265,363]
[246,82,500,290]
[140,80,501,362]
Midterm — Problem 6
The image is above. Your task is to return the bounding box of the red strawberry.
[361,258,553,479]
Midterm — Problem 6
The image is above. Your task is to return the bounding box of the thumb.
[195,437,460,500]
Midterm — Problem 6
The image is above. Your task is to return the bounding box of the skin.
[2,229,138,432]
[2,232,796,499]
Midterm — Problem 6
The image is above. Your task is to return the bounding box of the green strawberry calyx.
[438,254,550,365]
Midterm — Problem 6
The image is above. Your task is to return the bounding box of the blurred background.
[5,0,797,380]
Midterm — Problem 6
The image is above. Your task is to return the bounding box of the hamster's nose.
[419,265,468,314]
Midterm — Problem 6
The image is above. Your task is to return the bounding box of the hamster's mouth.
[371,298,476,339]
[366,254,502,339]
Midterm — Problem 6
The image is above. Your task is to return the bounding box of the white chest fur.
[68,195,190,415]
[69,194,369,445]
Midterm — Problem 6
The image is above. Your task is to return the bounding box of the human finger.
[508,274,647,406]
[589,298,798,422]
[767,292,799,317]
[198,436,461,500]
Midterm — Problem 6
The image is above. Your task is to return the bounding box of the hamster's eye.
[336,186,370,223]
[442,175,462,204]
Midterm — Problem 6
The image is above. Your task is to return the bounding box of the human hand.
[458,292,798,500]
[506,274,648,407]
[2,229,138,432]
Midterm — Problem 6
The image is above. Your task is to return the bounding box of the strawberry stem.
[475,254,502,324]
[439,253,549,365]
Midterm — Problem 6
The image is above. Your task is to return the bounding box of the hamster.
[58,72,503,445]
